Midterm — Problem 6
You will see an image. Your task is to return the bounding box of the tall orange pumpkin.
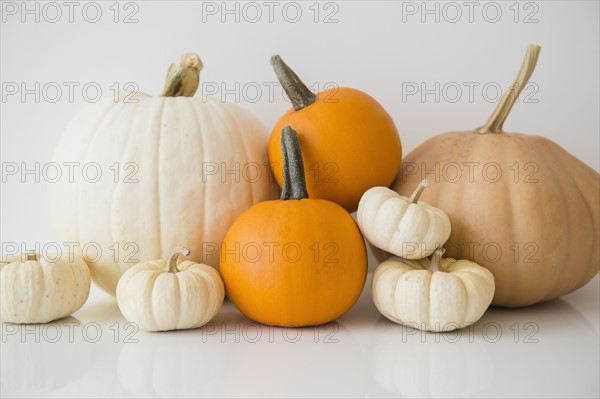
[268,56,402,212]
[221,127,367,326]
[391,45,599,307]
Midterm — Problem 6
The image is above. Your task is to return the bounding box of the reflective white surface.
[1,274,598,398]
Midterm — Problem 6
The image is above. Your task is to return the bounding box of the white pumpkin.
[357,179,451,259]
[48,53,277,295]
[372,248,495,332]
[0,253,90,323]
[116,247,224,331]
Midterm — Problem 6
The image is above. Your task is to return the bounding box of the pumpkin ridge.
[423,271,432,330]
[24,262,40,322]
[501,138,525,306]
[379,191,404,249]
[562,152,600,289]
[223,102,255,205]
[389,266,406,321]
[543,140,596,296]
[77,103,122,267]
[54,262,69,319]
[201,269,219,325]
[156,99,169,258]
[185,268,209,325]
[144,271,161,330]
[457,273,470,326]
[536,139,578,301]
[41,261,56,322]
[418,207,434,251]
[499,136,543,306]
[170,270,181,329]
[212,99,238,228]
[110,97,142,274]
[188,98,208,262]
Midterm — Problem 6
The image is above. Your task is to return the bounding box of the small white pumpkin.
[0,253,90,323]
[116,247,224,332]
[372,248,495,332]
[357,179,451,259]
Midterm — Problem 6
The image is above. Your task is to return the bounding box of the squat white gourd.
[372,248,495,332]
[48,53,277,295]
[357,179,451,259]
[116,247,224,332]
[0,253,91,323]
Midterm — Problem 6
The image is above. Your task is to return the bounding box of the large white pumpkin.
[48,54,277,295]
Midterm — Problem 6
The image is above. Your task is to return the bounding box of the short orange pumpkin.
[221,126,367,327]
[268,55,402,212]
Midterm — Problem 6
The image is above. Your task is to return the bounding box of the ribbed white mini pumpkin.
[116,247,224,332]
[357,179,451,259]
[48,53,277,295]
[0,253,90,323]
[372,248,495,332]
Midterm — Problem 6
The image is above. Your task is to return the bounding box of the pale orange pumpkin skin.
[221,199,367,326]
[392,131,599,307]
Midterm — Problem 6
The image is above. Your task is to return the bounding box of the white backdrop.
[1,0,599,248]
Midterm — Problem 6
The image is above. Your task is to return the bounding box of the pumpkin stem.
[161,53,203,97]
[25,253,38,261]
[167,247,191,273]
[429,247,446,273]
[271,55,317,111]
[475,44,541,134]
[280,126,309,200]
[409,179,430,204]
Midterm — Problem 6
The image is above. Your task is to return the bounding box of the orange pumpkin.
[391,45,600,307]
[268,56,402,212]
[221,126,367,326]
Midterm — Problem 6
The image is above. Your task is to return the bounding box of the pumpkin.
[0,253,90,323]
[48,53,277,295]
[116,247,224,332]
[357,179,451,259]
[391,44,600,307]
[268,55,402,212]
[372,248,495,332]
[221,126,367,327]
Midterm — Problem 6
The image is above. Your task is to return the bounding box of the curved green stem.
[409,179,430,204]
[429,247,446,273]
[475,44,541,134]
[161,53,203,97]
[167,247,190,273]
[271,55,317,111]
[280,126,309,200]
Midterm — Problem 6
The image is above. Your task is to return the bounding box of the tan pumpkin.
[391,44,599,307]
